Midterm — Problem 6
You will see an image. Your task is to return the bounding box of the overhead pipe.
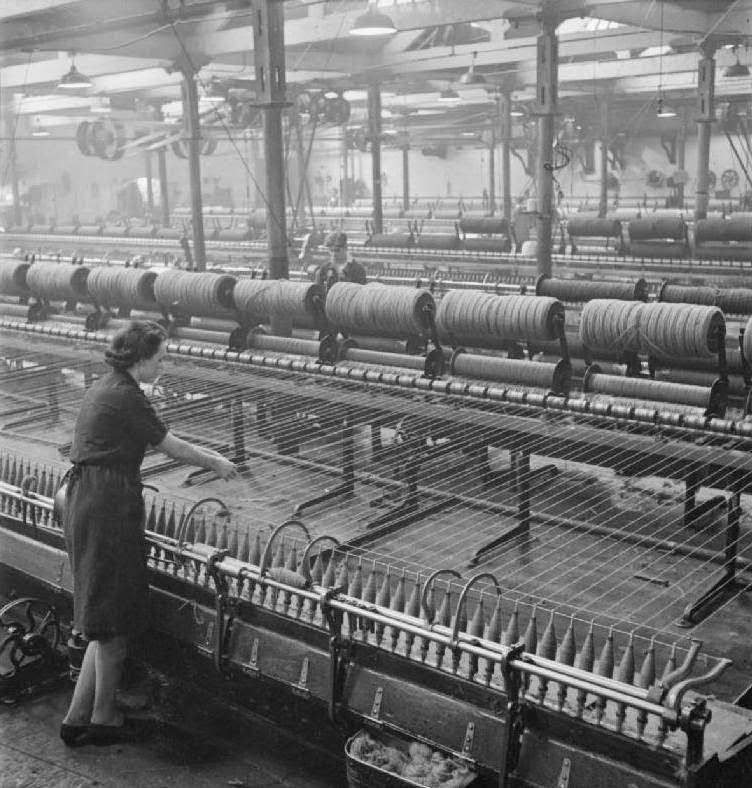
[694,42,717,221]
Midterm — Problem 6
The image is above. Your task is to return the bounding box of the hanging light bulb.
[438,84,461,104]
[58,54,92,90]
[350,2,397,37]
[656,95,677,118]
[31,118,51,137]
[457,51,486,86]
[724,48,751,77]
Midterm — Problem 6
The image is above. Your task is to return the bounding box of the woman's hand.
[213,456,239,481]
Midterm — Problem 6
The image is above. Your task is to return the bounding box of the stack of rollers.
[626,217,689,258]
[25,261,90,310]
[579,299,727,415]
[536,276,648,303]
[436,291,570,394]
[658,283,752,316]
[86,266,158,312]
[694,217,752,261]
[0,259,31,320]
[232,279,326,356]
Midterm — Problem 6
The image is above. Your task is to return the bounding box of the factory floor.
[0,664,348,788]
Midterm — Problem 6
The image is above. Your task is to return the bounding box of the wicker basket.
[345,730,477,788]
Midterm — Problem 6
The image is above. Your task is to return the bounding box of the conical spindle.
[434,586,452,670]
[555,615,577,711]
[420,583,436,663]
[347,559,364,635]
[574,621,595,718]
[482,595,504,686]
[404,574,422,659]
[465,597,485,680]
[389,570,407,653]
[635,637,656,739]
[594,627,615,725]
[536,611,557,703]
[362,563,378,637]
[375,568,392,646]
[614,634,635,733]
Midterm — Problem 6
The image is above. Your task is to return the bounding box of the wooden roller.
[25,262,90,303]
[695,217,752,243]
[567,217,622,238]
[86,266,158,311]
[325,282,434,337]
[365,233,415,248]
[536,277,647,303]
[627,217,686,241]
[153,270,237,319]
[451,350,571,394]
[459,217,509,235]
[414,234,460,250]
[0,260,30,297]
[658,283,752,315]
[437,291,564,344]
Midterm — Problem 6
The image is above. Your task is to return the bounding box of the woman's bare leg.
[90,635,127,726]
[62,639,97,725]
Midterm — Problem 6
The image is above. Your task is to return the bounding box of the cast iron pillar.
[676,114,687,209]
[402,145,410,213]
[598,96,609,218]
[253,0,290,313]
[694,43,716,221]
[488,133,497,215]
[535,6,558,277]
[499,92,513,226]
[144,151,154,218]
[368,83,383,234]
[7,115,21,226]
[179,66,207,271]
[157,147,170,227]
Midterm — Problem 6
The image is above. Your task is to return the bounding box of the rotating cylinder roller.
[245,332,321,356]
[536,277,648,303]
[659,283,752,315]
[695,218,752,243]
[233,279,324,325]
[154,270,237,319]
[414,234,460,250]
[581,394,714,419]
[437,291,564,344]
[583,368,726,411]
[451,351,571,394]
[579,300,644,354]
[25,262,90,303]
[567,217,622,238]
[580,300,724,358]
[743,316,752,366]
[325,282,434,336]
[627,217,686,241]
[459,217,509,235]
[637,302,724,357]
[461,237,512,253]
[86,266,158,311]
[0,260,30,297]
[364,233,415,248]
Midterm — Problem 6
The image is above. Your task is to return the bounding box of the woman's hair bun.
[105,320,167,371]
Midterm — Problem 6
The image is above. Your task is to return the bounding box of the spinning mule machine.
[1,261,752,787]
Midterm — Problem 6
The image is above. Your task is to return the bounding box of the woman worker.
[60,321,238,747]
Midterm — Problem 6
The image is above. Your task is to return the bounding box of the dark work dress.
[64,369,167,640]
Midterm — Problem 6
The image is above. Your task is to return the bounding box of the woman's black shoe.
[87,718,154,746]
[60,723,89,748]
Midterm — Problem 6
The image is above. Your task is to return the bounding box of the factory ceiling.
[0,0,750,144]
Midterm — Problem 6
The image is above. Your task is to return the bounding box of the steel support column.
[253,0,290,335]
[535,9,558,277]
[368,83,383,234]
[499,93,512,226]
[144,151,154,217]
[488,135,496,215]
[157,148,170,227]
[676,117,687,209]
[180,67,207,271]
[3,96,21,226]
[402,146,410,213]
[598,97,609,219]
[694,45,716,221]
